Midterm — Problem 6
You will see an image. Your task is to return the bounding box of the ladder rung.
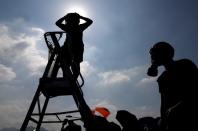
[42,118,81,123]
[42,121,63,123]
[32,110,79,116]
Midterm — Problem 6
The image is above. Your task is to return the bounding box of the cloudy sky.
[0,0,198,130]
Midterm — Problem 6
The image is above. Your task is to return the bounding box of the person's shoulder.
[175,58,197,69]
[174,59,198,75]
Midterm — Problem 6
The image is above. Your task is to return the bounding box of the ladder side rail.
[50,55,60,78]
[20,39,57,130]
[49,33,63,78]
[37,96,41,115]
[20,84,44,131]
[21,31,94,130]
[71,83,94,129]
[44,31,65,51]
[50,33,61,51]
[43,32,64,77]
[42,50,57,77]
[36,97,50,130]
[35,32,64,130]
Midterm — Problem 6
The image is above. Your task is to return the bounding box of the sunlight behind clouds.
[58,4,90,24]
[67,6,88,17]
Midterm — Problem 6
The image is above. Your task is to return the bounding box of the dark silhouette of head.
[65,13,80,25]
[147,42,174,76]
[150,42,174,66]
[116,110,140,130]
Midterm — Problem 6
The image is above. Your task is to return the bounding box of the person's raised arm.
[55,16,66,31]
[79,15,93,31]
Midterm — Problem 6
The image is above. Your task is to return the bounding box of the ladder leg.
[36,97,50,130]
[72,84,94,129]
[20,86,42,131]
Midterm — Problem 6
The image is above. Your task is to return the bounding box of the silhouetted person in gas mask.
[147,42,198,131]
[56,13,93,80]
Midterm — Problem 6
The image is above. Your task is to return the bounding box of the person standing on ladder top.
[56,12,93,80]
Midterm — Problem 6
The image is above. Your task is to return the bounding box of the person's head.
[65,13,80,25]
[149,41,174,66]
[147,42,174,76]
[149,42,174,66]
[116,110,138,128]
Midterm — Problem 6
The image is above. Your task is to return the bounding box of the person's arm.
[55,16,66,31]
[166,101,183,118]
[79,15,93,31]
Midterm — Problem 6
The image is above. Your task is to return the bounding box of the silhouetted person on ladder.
[147,42,198,131]
[20,13,93,131]
[56,12,93,80]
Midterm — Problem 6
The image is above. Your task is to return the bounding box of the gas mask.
[147,59,158,77]
[147,42,174,77]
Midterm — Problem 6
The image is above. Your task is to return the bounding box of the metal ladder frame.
[20,31,94,131]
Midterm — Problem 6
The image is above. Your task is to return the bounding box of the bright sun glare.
[62,6,89,24]
[67,6,88,17]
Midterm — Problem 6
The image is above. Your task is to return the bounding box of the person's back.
[158,59,198,130]
[158,59,197,113]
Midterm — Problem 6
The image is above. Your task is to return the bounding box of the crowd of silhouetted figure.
[61,107,197,131]
[60,42,198,131]
[55,12,198,131]
[61,110,162,131]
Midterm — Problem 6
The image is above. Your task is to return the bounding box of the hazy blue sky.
[0,0,198,130]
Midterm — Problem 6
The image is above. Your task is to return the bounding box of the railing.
[44,31,65,52]
[44,31,84,87]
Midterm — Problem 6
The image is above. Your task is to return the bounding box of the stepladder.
[20,31,95,131]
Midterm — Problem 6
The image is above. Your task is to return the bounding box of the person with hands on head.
[56,12,93,80]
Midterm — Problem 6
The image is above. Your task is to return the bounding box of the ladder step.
[39,77,74,97]
[32,110,79,116]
